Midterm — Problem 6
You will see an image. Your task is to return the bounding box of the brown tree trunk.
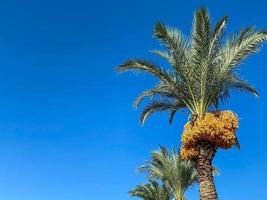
[196,142,218,200]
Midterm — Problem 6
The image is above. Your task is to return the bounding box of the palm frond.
[117,59,173,84]
[140,101,175,125]
[209,15,228,60]
[168,101,187,124]
[129,179,171,200]
[150,50,175,66]
[220,28,267,69]
[154,22,188,54]
[133,84,178,109]
[154,22,190,77]
[228,77,259,97]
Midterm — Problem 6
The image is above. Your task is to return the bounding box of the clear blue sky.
[0,0,266,200]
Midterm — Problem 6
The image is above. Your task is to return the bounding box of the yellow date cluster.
[180,111,239,160]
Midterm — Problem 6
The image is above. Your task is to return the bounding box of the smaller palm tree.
[130,179,171,200]
[138,146,197,200]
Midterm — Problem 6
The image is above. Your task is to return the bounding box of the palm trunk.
[196,142,218,200]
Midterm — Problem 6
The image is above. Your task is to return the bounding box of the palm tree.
[118,7,267,200]
[138,146,197,200]
[130,179,172,200]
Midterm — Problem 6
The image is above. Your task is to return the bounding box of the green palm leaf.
[117,6,267,122]
[130,179,172,200]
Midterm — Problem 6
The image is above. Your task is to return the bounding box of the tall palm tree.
[118,7,267,200]
[139,146,197,200]
[130,179,172,200]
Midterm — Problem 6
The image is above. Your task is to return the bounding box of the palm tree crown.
[138,146,197,200]
[117,7,267,124]
[130,179,171,200]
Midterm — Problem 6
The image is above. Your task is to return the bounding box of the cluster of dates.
[180,111,239,160]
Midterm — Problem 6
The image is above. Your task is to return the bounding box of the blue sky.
[0,0,266,200]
